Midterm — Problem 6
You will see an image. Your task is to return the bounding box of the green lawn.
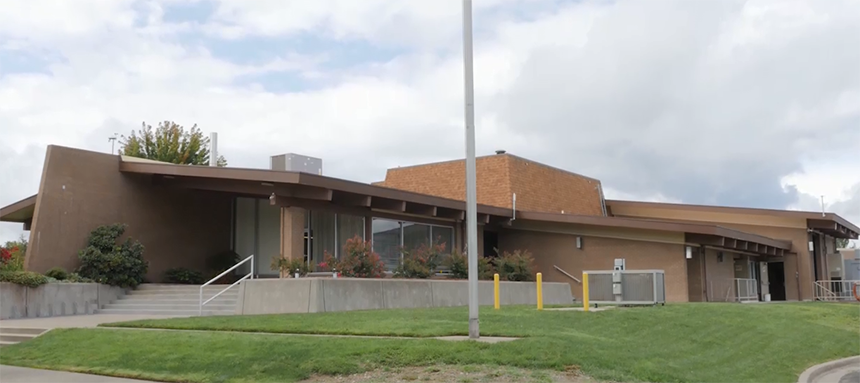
[1,303,858,383]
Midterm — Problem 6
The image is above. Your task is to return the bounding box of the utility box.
[585,269,666,305]
[270,153,323,175]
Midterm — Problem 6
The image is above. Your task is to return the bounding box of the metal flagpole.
[462,0,480,339]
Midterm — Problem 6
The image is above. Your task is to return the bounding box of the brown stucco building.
[2,146,858,302]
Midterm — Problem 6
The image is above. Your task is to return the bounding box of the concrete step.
[105,303,235,311]
[0,327,48,336]
[98,308,233,316]
[128,289,240,296]
[0,333,38,343]
[136,284,237,291]
[117,298,237,305]
[0,340,18,347]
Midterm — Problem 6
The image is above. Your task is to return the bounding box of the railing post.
[198,286,203,316]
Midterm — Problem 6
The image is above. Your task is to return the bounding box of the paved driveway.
[0,365,158,383]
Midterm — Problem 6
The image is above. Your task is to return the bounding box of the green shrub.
[337,236,385,278]
[0,237,27,273]
[76,224,148,288]
[444,249,494,280]
[271,257,309,278]
[65,273,94,283]
[164,268,205,284]
[45,267,68,280]
[496,249,535,281]
[0,270,49,288]
[394,241,447,279]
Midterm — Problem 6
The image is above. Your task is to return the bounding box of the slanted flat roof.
[516,211,792,257]
[0,194,37,222]
[607,199,859,240]
[119,159,513,222]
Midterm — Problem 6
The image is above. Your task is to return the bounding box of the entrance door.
[759,261,769,300]
[767,262,786,301]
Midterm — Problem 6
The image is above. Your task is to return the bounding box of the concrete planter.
[236,278,574,315]
[0,282,127,319]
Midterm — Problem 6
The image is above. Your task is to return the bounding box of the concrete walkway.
[0,313,188,329]
[0,365,158,383]
[797,356,860,383]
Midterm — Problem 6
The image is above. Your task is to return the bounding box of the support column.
[280,207,306,262]
[364,215,373,245]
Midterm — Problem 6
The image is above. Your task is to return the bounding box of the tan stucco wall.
[25,146,232,281]
[607,202,814,301]
[497,228,689,302]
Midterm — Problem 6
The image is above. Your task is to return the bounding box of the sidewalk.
[0,365,158,383]
[0,314,186,329]
[797,356,860,383]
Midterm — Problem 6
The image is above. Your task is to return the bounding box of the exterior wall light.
[269,193,276,206]
[685,246,693,259]
[576,236,582,249]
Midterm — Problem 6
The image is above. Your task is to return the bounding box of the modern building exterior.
[2,145,857,302]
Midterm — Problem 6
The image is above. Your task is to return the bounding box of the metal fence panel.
[585,270,665,305]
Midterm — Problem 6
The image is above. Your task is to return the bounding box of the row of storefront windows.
[232,198,454,274]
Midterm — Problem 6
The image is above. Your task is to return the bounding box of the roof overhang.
[808,217,859,240]
[514,211,791,257]
[0,194,37,230]
[119,160,512,223]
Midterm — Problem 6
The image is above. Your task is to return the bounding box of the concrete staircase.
[0,327,48,347]
[100,284,239,316]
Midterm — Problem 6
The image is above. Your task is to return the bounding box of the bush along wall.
[77,224,149,288]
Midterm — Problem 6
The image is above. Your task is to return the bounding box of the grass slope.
[1,303,858,383]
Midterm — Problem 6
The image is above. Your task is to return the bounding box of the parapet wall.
[235,278,574,315]
[0,282,126,319]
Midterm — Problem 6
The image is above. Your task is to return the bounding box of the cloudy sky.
[1,0,858,244]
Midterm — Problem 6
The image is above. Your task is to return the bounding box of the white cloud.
[1,0,859,244]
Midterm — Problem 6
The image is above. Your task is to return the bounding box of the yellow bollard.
[583,272,590,312]
[536,272,543,310]
[493,273,500,310]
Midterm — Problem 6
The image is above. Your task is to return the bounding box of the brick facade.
[376,153,605,216]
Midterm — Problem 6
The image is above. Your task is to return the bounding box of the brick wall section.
[377,155,512,208]
[506,156,604,215]
[377,153,605,215]
[498,229,689,302]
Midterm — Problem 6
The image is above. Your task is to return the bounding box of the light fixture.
[685,246,693,259]
[808,241,814,251]
[576,236,582,249]
[269,193,276,205]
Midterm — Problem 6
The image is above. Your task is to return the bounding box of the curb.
[797,355,860,383]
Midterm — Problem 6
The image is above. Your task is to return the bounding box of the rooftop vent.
[495,149,506,155]
[270,153,323,175]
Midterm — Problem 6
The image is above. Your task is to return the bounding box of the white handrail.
[199,255,254,315]
[553,265,581,284]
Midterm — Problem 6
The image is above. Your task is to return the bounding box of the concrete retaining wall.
[237,278,573,315]
[0,282,126,319]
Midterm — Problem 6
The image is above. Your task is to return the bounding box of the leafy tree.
[836,238,853,249]
[120,121,227,166]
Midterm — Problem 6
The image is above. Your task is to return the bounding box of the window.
[372,219,454,271]
[403,223,431,252]
[336,214,365,257]
[310,210,336,264]
[431,226,455,253]
[372,218,402,270]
